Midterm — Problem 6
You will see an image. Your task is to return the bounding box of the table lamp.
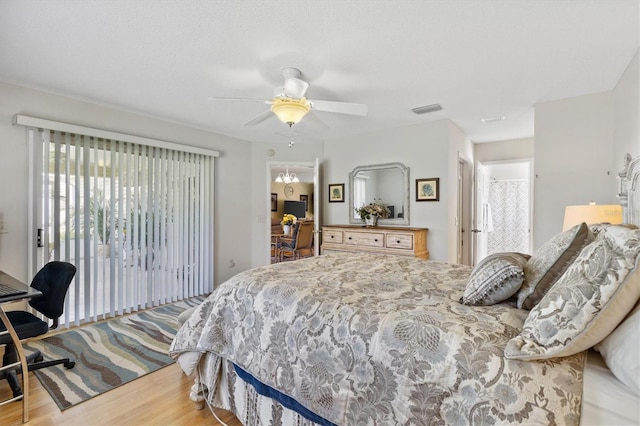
[562,203,623,231]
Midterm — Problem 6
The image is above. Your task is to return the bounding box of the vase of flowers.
[355,200,390,227]
[281,214,297,235]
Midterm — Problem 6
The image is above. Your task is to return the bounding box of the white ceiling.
[0,1,638,145]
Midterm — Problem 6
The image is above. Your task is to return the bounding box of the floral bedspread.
[169,253,585,425]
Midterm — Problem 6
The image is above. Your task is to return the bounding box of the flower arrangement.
[355,201,390,221]
[281,214,297,226]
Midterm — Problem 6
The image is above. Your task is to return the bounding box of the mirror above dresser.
[349,162,410,225]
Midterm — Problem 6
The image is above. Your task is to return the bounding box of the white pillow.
[595,301,640,396]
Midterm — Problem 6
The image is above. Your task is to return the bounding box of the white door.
[457,157,473,265]
[473,161,489,265]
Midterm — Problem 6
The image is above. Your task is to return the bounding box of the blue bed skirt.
[233,364,336,426]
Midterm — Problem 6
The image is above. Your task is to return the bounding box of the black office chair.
[0,261,76,397]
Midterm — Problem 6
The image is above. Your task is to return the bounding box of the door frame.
[266,160,320,264]
[472,158,534,264]
[457,154,473,265]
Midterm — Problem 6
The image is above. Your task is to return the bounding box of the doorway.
[457,156,473,265]
[474,159,533,263]
[267,161,319,264]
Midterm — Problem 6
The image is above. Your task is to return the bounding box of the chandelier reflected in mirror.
[275,168,299,183]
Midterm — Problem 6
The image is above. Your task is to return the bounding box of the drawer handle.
[348,237,352,240]
[330,235,334,239]
[396,240,400,243]
[374,239,378,242]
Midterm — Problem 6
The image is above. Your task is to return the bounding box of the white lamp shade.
[562,204,623,231]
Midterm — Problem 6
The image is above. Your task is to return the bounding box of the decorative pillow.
[590,222,639,239]
[460,252,530,306]
[516,222,594,310]
[505,225,640,360]
[594,301,640,396]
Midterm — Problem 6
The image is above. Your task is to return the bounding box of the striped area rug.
[23,297,205,410]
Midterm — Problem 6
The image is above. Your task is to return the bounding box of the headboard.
[618,153,640,226]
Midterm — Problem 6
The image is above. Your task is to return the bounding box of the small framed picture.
[271,193,278,211]
[416,178,440,202]
[328,183,345,203]
[300,194,309,211]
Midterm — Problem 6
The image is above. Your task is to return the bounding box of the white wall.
[323,120,471,262]
[0,82,252,286]
[533,91,616,247]
[485,162,530,181]
[613,49,640,171]
[533,49,639,248]
[475,138,534,163]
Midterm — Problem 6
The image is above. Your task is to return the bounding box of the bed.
[169,154,640,425]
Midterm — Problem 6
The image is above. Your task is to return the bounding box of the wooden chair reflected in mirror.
[278,221,314,262]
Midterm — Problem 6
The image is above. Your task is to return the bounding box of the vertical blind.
[19,116,217,327]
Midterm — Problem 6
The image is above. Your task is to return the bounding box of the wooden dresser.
[321,225,429,259]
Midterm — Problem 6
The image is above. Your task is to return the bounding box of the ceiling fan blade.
[308,99,368,116]
[283,76,309,99]
[302,111,329,129]
[244,110,274,126]
[208,97,270,103]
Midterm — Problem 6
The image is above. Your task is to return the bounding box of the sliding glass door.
[22,118,216,327]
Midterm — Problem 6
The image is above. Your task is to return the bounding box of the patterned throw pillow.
[505,225,640,360]
[516,222,594,310]
[460,252,530,306]
[590,222,639,239]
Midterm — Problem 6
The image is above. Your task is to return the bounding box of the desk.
[0,271,41,423]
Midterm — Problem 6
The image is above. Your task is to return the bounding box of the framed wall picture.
[328,183,345,203]
[416,178,440,202]
[271,193,278,211]
[300,194,309,211]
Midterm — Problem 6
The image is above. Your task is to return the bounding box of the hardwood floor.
[1,362,243,425]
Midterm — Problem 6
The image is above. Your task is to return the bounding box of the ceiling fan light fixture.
[271,97,310,126]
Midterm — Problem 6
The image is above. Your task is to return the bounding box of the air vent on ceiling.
[480,116,506,123]
[411,104,442,115]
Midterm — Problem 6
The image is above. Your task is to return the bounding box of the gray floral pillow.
[460,252,530,306]
[516,222,594,310]
[590,222,638,239]
[505,225,640,360]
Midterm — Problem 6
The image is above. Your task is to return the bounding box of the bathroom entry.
[474,160,532,264]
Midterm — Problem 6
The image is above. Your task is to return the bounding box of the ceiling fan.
[208,67,368,127]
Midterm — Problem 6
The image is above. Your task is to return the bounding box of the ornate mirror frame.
[349,162,410,226]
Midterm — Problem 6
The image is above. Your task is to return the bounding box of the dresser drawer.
[386,233,414,250]
[344,231,385,248]
[323,229,344,244]
[321,225,429,259]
